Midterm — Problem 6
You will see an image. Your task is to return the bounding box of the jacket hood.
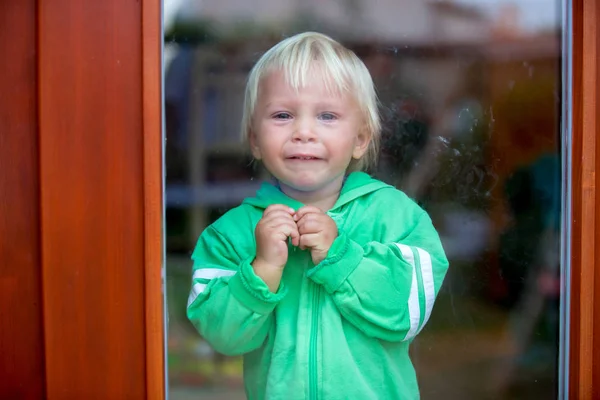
[242,172,391,211]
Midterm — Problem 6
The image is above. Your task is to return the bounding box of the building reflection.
[164,1,561,398]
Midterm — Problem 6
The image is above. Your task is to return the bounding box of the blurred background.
[163,0,562,398]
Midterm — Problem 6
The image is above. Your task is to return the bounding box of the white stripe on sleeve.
[193,268,237,281]
[187,282,207,308]
[187,268,238,308]
[415,247,435,334]
[396,244,420,341]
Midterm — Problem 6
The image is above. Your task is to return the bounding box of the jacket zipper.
[309,276,321,399]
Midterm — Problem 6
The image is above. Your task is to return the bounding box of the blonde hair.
[240,32,381,171]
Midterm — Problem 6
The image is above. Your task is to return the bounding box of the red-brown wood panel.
[38,1,147,398]
[142,0,166,398]
[0,2,46,399]
[570,0,600,398]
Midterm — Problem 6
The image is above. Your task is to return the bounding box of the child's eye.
[318,112,337,121]
[273,112,292,120]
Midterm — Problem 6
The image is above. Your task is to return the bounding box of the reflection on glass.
[164,1,561,399]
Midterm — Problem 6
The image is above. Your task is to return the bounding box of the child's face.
[250,69,370,199]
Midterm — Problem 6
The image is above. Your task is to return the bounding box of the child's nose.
[292,119,317,142]
[292,128,317,142]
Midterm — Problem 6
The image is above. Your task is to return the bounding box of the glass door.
[163,1,565,398]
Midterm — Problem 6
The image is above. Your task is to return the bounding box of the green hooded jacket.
[187,172,449,399]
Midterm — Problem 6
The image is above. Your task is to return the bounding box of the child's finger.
[299,232,320,250]
[294,206,323,220]
[296,213,323,234]
[276,222,300,246]
[264,204,296,217]
[263,217,298,232]
[289,226,300,247]
[262,210,297,224]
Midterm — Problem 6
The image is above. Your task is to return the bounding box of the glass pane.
[164,1,563,398]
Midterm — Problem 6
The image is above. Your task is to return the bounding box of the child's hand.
[295,206,338,265]
[254,205,300,269]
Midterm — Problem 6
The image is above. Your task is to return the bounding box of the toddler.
[187,32,449,400]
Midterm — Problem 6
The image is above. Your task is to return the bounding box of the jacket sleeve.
[186,225,287,356]
[307,212,449,342]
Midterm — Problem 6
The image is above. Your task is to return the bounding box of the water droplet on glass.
[437,136,450,145]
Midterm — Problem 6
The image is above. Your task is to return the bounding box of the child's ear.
[352,130,371,160]
[249,130,262,160]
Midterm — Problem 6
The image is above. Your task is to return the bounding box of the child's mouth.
[289,156,319,160]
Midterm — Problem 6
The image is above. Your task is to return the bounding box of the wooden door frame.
[142,0,165,398]
[37,0,164,398]
[1,0,594,398]
[0,2,45,397]
[568,0,600,398]
[138,0,598,397]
